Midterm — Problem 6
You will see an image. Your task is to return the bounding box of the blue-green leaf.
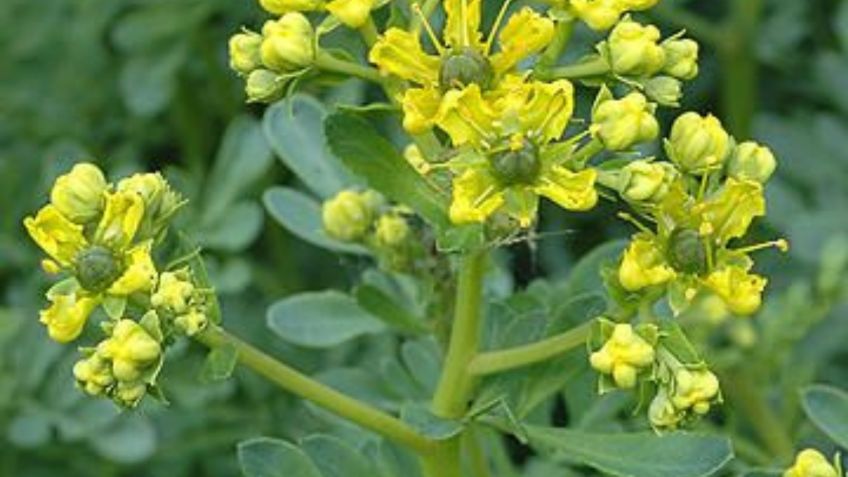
[238,437,322,477]
[802,384,848,448]
[301,434,376,477]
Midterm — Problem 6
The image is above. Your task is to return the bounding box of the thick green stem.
[358,17,380,47]
[536,57,609,81]
[719,0,763,137]
[194,326,434,455]
[314,52,385,84]
[468,322,591,376]
[571,138,605,168]
[432,251,488,419]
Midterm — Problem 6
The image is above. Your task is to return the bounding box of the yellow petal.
[24,205,87,267]
[520,80,575,142]
[402,87,443,134]
[449,168,504,224]
[369,28,440,85]
[535,166,598,211]
[325,0,375,28]
[618,234,676,291]
[444,0,482,49]
[436,84,498,147]
[704,265,766,316]
[696,178,765,245]
[94,191,144,250]
[108,242,157,296]
[490,7,555,73]
[259,0,324,15]
[40,292,99,343]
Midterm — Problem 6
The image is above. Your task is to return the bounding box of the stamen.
[472,184,498,208]
[485,0,514,55]
[461,0,469,47]
[735,239,790,255]
[413,4,445,55]
[617,212,653,235]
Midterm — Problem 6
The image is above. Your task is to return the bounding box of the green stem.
[651,4,723,47]
[432,251,488,419]
[358,17,380,47]
[536,57,609,81]
[536,18,575,72]
[194,326,434,455]
[571,138,605,168]
[314,52,385,84]
[468,322,591,376]
[718,0,763,137]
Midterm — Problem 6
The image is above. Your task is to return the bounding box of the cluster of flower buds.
[24,162,211,407]
[322,188,415,270]
[589,322,657,389]
[783,449,843,477]
[648,365,720,430]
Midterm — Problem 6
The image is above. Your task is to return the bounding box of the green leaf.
[119,47,185,118]
[88,414,157,464]
[324,110,451,229]
[526,426,733,477]
[563,239,628,298]
[267,291,386,348]
[301,434,376,477]
[238,438,322,477]
[263,94,359,198]
[200,201,264,252]
[263,187,368,255]
[7,411,51,448]
[354,284,427,334]
[801,384,848,448]
[200,343,239,383]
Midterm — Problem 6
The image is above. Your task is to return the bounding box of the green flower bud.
[666,228,708,275]
[727,141,777,183]
[490,139,541,186]
[75,245,123,293]
[643,76,682,107]
[618,160,678,202]
[322,190,377,242]
[662,38,699,80]
[245,69,286,103]
[260,13,315,72]
[229,30,263,75]
[608,18,666,77]
[175,309,207,337]
[50,162,108,224]
[592,89,659,151]
[666,112,731,173]
[374,214,410,248]
[439,47,494,91]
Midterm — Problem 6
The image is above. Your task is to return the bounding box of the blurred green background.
[1,0,846,475]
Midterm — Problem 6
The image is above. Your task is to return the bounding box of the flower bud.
[592,90,659,151]
[260,14,315,72]
[374,214,410,248]
[704,265,767,316]
[259,0,324,15]
[608,18,666,77]
[246,69,286,103]
[643,76,682,107]
[618,235,675,291]
[75,245,123,293]
[24,205,87,267]
[666,112,731,173]
[620,0,659,10]
[648,388,683,429]
[589,324,655,388]
[326,0,376,28]
[784,449,840,477]
[727,141,777,183]
[114,381,147,407]
[175,309,207,337]
[98,319,162,382]
[74,353,115,396]
[229,30,263,75]
[50,163,108,224]
[662,38,699,80]
[322,190,377,242]
[618,160,678,203]
[570,0,623,31]
[152,269,195,314]
[670,368,720,415]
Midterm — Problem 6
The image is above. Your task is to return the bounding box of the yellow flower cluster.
[649,367,720,429]
[589,324,655,388]
[25,162,207,407]
[784,449,841,477]
[152,268,210,336]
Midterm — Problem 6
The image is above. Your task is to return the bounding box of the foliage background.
[0,0,846,475]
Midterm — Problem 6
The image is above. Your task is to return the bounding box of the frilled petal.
[703,264,767,316]
[40,290,99,343]
[444,0,482,49]
[534,166,598,211]
[696,178,765,246]
[502,186,539,228]
[369,28,440,85]
[521,80,575,142]
[94,191,144,251]
[259,0,324,15]
[24,205,88,267]
[108,242,157,296]
[490,7,555,73]
[402,87,443,134]
[436,84,498,147]
[618,234,676,291]
[326,0,375,28]
[449,168,504,224]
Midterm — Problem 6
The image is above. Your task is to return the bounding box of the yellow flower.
[784,449,840,477]
[114,381,148,407]
[618,160,678,202]
[94,190,145,251]
[260,13,315,72]
[116,171,183,239]
[152,269,196,314]
[24,205,87,267]
[618,234,676,291]
[98,319,162,382]
[259,0,323,15]
[229,30,263,75]
[369,2,553,137]
[107,242,157,297]
[728,141,777,183]
[50,162,108,224]
[73,353,115,396]
[589,324,655,388]
[325,0,376,28]
[670,368,720,415]
[322,190,379,241]
[666,112,731,173]
[40,290,99,343]
[592,88,659,151]
[662,38,699,80]
[704,264,767,316]
[607,18,666,77]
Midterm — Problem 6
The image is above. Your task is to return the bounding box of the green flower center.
[666,228,708,275]
[439,47,493,91]
[75,245,123,292]
[490,140,541,186]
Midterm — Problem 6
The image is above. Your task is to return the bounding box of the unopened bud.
[260,13,315,72]
[50,162,108,224]
[643,76,682,107]
[662,38,699,80]
[666,112,731,173]
[608,18,666,77]
[322,190,377,242]
[229,30,263,75]
[592,89,659,151]
[727,141,777,183]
